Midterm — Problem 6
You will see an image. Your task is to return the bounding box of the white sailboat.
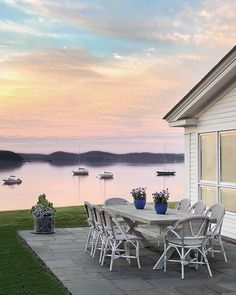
[72,167,89,176]
[3,175,22,185]
[72,149,89,176]
[98,171,113,179]
[156,145,176,176]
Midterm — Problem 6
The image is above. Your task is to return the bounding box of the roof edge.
[163,45,236,121]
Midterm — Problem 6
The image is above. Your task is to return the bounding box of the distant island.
[0,150,184,164]
[0,150,23,162]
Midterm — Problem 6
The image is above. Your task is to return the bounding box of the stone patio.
[18,228,236,295]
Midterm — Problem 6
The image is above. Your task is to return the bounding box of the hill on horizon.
[1,150,184,164]
[23,150,184,164]
[0,150,23,162]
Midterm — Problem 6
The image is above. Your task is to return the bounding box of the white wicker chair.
[188,200,206,215]
[84,202,97,255]
[162,215,212,279]
[204,203,227,262]
[175,198,191,212]
[91,205,107,263]
[100,208,141,271]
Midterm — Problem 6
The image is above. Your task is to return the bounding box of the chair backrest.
[176,198,191,211]
[167,215,211,246]
[92,205,103,230]
[101,208,128,240]
[204,203,225,236]
[104,197,129,206]
[188,200,206,215]
[84,201,95,227]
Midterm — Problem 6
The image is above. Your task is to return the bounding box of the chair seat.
[167,238,204,247]
[113,232,141,241]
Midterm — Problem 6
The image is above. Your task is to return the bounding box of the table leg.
[122,217,150,246]
[153,248,175,270]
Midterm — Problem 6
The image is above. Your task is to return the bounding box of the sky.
[0,0,235,154]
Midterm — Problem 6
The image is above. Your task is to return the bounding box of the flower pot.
[134,198,146,209]
[154,203,167,214]
[34,216,55,234]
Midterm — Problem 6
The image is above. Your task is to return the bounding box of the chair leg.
[99,236,106,264]
[163,243,167,272]
[101,240,108,266]
[84,227,92,252]
[195,250,199,270]
[110,242,116,271]
[124,242,131,264]
[163,243,171,273]
[210,239,214,258]
[92,233,100,258]
[202,246,212,277]
[218,236,228,262]
[136,241,141,269]
[181,247,185,280]
[90,230,96,256]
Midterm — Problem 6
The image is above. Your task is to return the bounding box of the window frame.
[198,130,236,214]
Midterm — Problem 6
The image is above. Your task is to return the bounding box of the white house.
[164,46,236,240]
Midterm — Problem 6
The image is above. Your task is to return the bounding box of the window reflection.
[200,186,216,207]
[200,133,216,181]
[220,132,236,183]
[220,188,236,212]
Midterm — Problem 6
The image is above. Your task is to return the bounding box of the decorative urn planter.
[154,203,168,214]
[134,198,146,209]
[34,215,55,234]
[31,194,56,234]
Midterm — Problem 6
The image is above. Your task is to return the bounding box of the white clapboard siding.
[189,132,198,203]
[222,214,236,239]
[198,82,236,131]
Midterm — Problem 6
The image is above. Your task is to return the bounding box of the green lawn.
[0,206,87,295]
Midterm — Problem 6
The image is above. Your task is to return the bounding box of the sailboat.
[98,171,113,179]
[156,145,176,176]
[3,175,22,185]
[156,170,175,176]
[72,167,89,176]
[72,149,89,176]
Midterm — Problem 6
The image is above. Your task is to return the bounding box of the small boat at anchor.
[156,170,176,176]
[72,167,89,176]
[156,144,176,177]
[99,171,113,179]
[3,176,22,185]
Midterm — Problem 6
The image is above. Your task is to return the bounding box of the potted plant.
[152,188,170,214]
[131,187,147,209]
[30,194,56,234]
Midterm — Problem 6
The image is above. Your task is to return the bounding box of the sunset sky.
[0,0,235,154]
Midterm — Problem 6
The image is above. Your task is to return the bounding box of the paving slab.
[175,285,218,295]
[18,228,236,295]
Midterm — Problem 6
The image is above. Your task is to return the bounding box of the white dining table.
[105,204,194,269]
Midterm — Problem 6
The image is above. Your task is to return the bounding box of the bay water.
[0,162,185,211]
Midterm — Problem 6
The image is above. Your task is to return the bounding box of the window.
[220,188,236,212]
[200,133,216,181]
[200,186,216,207]
[199,131,236,213]
[220,132,236,183]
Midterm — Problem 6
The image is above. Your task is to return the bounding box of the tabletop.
[105,204,193,225]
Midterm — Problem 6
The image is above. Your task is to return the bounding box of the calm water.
[0,162,185,211]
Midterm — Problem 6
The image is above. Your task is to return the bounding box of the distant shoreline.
[0,150,184,164]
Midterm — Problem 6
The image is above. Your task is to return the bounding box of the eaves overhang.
[169,119,198,127]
